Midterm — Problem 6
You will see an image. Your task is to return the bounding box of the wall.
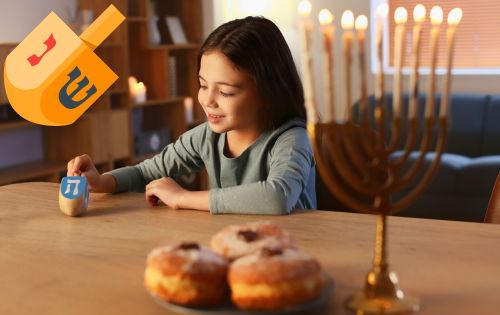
[0,0,77,42]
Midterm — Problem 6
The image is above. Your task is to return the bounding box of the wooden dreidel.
[4,5,125,126]
[59,176,89,217]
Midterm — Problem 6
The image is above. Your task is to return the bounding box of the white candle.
[440,8,463,118]
[341,10,354,121]
[184,97,194,124]
[298,0,318,124]
[375,3,389,102]
[128,76,138,99]
[408,4,425,119]
[426,6,443,118]
[393,7,407,119]
[355,15,368,122]
[318,9,335,122]
[133,82,147,103]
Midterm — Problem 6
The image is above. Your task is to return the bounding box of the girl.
[67,16,316,214]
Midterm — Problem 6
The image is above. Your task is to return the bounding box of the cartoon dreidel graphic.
[4,5,125,126]
[59,176,89,217]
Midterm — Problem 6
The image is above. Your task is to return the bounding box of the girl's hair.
[198,16,306,130]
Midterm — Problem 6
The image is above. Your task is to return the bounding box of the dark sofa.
[395,93,500,222]
[317,93,500,222]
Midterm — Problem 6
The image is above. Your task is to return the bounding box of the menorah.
[299,2,462,314]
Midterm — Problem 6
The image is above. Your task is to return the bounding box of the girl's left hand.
[145,177,185,209]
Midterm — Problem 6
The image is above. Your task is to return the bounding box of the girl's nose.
[199,90,218,108]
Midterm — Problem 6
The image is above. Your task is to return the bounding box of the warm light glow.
[298,0,312,17]
[318,9,334,25]
[448,8,463,25]
[394,7,408,24]
[341,10,354,30]
[376,2,389,18]
[430,6,443,25]
[355,15,368,31]
[413,4,426,23]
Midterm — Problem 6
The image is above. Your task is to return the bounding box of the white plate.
[150,274,334,315]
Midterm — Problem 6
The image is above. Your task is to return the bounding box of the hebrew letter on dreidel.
[59,176,89,217]
[4,5,125,126]
[27,33,56,66]
[59,66,97,109]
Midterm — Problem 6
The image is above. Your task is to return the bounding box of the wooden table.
[1,182,500,315]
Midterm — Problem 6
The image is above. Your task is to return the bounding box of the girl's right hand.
[67,154,102,192]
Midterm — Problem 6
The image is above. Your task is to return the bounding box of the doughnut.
[144,242,229,307]
[228,248,325,310]
[210,221,297,261]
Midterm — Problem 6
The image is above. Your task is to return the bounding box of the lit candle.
[298,0,318,123]
[133,82,147,103]
[408,4,425,119]
[128,76,138,99]
[318,9,335,122]
[393,7,407,119]
[425,6,443,118]
[355,15,368,122]
[184,97,194,124]
[440,8,463,118]
[375,3,389,102]
[341,10,354,121]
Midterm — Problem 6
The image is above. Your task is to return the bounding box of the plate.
[150,274,334,315]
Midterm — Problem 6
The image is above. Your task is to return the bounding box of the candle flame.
[376,3,389,18]
[318,9,334,26]
[341,10,354,30]
[430,6,443,25]
[298,0,312,17]
[355,15,368,31]
[413,4,426,23]
[447,8,463,25]
[394,7,408,24]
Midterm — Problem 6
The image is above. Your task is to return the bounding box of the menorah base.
[345,269,419,314]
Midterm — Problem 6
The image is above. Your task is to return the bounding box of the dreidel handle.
[80,4,125,51]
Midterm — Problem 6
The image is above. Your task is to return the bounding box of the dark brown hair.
[198,16,306,130]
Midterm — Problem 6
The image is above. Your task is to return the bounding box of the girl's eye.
[199,84,207,90]
[220,91,235,97]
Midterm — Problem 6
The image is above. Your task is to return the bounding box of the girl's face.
[198,51,263,134]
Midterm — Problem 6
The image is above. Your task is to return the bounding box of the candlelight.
[355,15,368,31]
[376,2,389,18]
[430,6,443,25]
[448,8,463,25]
[341,10,354,30]
[413,4,426,23]
[318,9,334,25]
[319,8,336,121]
[298,0,312,17]
[394,7,408,24]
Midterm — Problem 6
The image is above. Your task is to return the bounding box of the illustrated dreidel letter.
[59,176,89,217]
[4,5,125,126]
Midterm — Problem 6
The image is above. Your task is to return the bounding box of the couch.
[317,93,500,222]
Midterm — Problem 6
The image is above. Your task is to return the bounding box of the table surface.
[1,182,500,315]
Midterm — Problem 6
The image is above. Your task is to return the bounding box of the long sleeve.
[109,124,207,192]
[209,128,315,215]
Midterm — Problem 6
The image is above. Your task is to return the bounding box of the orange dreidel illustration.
[4,5,125,126]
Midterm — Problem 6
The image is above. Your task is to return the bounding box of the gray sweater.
[109,118,316,214]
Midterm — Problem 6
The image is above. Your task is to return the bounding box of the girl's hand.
[145,177,186,209]
[66,154,102,192]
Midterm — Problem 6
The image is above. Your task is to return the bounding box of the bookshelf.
[0,0,205,188]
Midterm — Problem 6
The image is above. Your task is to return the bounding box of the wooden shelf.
[127,16,148,22]
[132,96,185,108]
[0,160,66,186]
[0,0,203,187]
[0,120,32,132]
[149,43,200,50]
